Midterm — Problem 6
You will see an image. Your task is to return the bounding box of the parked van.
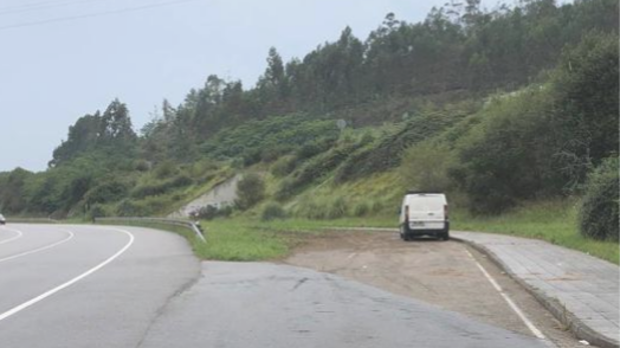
[399,192,449,241]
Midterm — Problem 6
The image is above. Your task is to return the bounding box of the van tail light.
[444,204,449,220]
[404,205,409,221]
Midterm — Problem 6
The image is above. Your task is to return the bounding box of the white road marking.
[0,227,135,322]
[465,249,554,347]
[0,228,75,264]
[0,227,23,245]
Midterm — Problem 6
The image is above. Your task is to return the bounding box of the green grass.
[193,219,290,261]
[98,197,618,265]
[453,200,619,265]
[186,217,396,261]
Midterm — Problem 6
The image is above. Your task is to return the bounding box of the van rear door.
[406,194,446,230]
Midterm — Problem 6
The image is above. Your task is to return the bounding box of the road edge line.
[452,234,619,348]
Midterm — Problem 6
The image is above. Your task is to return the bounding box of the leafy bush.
[85,179,130,204]
[261,202,287,221]
[154,161,178,179]
[235,173,265,210]
[89,204,107,220]
[579,157,619,242]
[550,32,619,187]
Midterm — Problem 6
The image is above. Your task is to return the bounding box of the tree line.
[0,0,617,236]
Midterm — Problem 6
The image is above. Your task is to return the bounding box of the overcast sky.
[1,0,505,173]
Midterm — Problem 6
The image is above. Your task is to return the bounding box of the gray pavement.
[453,231,620,348]
[140,261,549,348]
[0,224,200,348]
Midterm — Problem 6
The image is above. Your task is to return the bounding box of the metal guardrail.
[5,217,59,224]
[94,217,206,243]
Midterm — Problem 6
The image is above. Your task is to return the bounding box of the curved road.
[0,224,199,348]
[1,224,552,348]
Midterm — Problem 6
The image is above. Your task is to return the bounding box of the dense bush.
[578,157,619,242]
[85,179,130,204]
[261,202,287,221]
[451,33,619,215]
[235,173,265,210]
[549,32,619,187]
[154,161,178,179]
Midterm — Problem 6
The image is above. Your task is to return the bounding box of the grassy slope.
[180,170,618,265]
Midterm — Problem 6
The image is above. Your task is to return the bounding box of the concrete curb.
[451,235,619,348]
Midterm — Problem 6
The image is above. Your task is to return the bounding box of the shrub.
[261,202,287,221]
[116,199,143,217]
[89,204,107,220]
[235,173,265,210]
[134,160,151,172]
[578,157,619,242]
[85,179,129,204]
[154,161,178,179]
[191,205,218,220]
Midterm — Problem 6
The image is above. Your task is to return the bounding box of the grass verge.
[97,198,618,265]
[453,200,619,265]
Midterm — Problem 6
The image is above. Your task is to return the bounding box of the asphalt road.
[0,224,199,348]
[140,262,549,348]
[1,224,552,348]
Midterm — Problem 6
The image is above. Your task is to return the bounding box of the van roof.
[406,191,444,195]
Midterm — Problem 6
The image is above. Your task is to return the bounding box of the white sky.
[0,0,506,172]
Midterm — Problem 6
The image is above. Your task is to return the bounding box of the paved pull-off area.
[453,231,620,348]
[140,261,548,348]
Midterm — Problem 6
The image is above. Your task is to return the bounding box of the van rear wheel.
[400,226,410,241]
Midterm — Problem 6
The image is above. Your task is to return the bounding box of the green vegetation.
[454,200,619,265]
[578,157,619,242]
[0,0,618,263]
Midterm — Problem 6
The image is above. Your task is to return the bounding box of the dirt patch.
[282,229,587,348]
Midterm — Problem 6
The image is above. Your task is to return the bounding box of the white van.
[399,192,449,241]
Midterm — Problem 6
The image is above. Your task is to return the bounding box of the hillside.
[0,0,618,244]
